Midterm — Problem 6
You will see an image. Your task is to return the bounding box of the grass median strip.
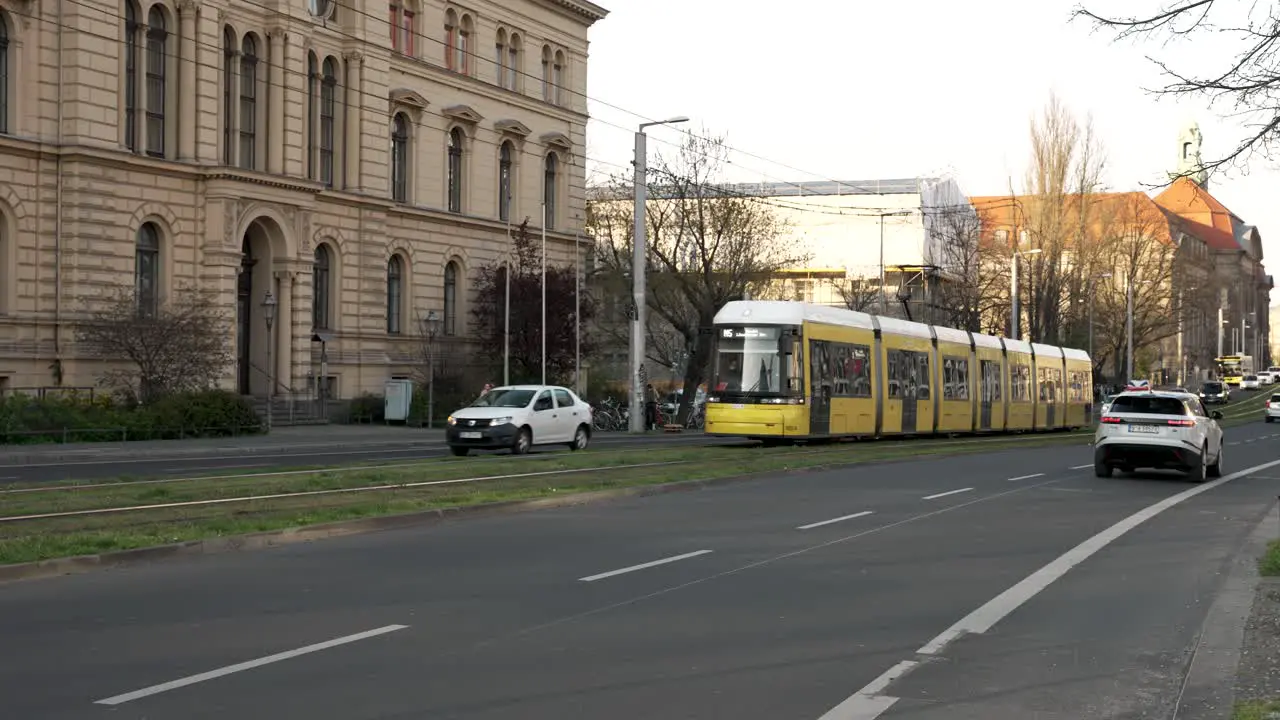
[1259,539,1280,577]
[0,431,1088,566]
[1233,699,1280,720]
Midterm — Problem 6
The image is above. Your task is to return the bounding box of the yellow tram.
[704,301,1094,441]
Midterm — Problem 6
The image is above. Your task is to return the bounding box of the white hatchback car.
[1266,393,1280,423]
[1095,390,1224,481]
[446,385,593,456]
[1241,375,1261,390]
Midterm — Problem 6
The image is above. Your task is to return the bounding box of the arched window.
[447,127,464,213]
[505,34,520,91]
[553,50,565,105]
[320,57,337,187]
[540,45,551,101]
[222,26,236,164]
[443,261,458,336]
[313,244,332,330]
[390,0,415,54]
[457,14,472,74]
[386,255,404,334]
[239,35,258,169]
[145,7,168,157]
[391,114,410,203]
[124,3,141,150]
[306,52,317,179]
[135,223,160,316]
[495,29,507,86]
[445,9,460,71]
[498,141,513,222]
[543,152,557,230]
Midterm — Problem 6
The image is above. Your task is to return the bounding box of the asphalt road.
[2,422,1279,719]
[0,431,744,484]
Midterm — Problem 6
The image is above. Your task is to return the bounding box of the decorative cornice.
[389,88,430,110]
[177,0,200,15]
[540,131,572,150]
[535,0,608,23]
[494,119,532,138]
[442,104,484,124]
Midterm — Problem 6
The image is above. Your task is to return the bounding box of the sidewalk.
[0,425,446,465]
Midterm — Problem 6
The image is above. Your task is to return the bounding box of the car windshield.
[1109,396,1188,415]
[469,388,535,408]
[1203,383,1223,392]
[1246,375,1258,381]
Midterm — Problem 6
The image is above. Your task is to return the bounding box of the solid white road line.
[93,624,409,706]
[578,550,713,583]
[921,487,973,500]
[816,456,1280,720]
[916,455,1280,657]
[797,510,874,531]
[1007,473,1045,482]
[1069,464,1093,470]
[817,660,919,720]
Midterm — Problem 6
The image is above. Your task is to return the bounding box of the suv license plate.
[1127,425,1160,434]
[460,431,482,439]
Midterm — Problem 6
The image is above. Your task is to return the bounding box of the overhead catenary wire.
[10,0,1026,223]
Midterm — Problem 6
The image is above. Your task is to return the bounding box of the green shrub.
[0,391,263,445]
[348,393,385,423]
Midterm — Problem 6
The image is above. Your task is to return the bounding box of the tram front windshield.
[711,326,801,397]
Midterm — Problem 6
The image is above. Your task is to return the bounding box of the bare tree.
[835,277,881,313]
[929,205,1007,332]
[1076,0,1280,173]
[1018,93,1108,345]
[588,129,808,421]
[1090,194,1183,381]
[75,285,234,404]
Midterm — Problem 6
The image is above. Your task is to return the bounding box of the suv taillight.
[1167,418,1195,427]
[1100,416,1122,424]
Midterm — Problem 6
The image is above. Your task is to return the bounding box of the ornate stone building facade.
[0,0,606,398]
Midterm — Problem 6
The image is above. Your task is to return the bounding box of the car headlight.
[447,415,456,425]
[489,416,513,426]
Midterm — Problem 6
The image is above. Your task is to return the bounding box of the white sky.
[582,0,1279,298]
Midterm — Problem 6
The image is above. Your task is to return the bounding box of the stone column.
[178,0,198,160]
[275,270,294,392]
[343,51,363,191]
[267,27,287,175]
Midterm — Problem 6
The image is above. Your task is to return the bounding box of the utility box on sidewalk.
[383,379,414,422]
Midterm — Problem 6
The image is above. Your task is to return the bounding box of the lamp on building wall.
[262,291,278,431]
[424,309,441,429]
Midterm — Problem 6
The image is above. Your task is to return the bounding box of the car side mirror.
[1211,411,1223,420]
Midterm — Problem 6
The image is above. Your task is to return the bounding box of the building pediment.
[540,131,573,150]
[389,88,430,110]
[442,104,484,124]
[494,119,532,138]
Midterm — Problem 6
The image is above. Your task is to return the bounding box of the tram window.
[1011,364,1031,402]
[943,356,969,400]
[915,352,931,400]
[980,359,1001,402]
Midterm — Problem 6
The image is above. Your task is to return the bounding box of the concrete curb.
[0,438,446,465]
[1172,500,1279,719]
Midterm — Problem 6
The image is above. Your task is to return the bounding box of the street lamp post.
[1010,248,1042,341]
[261,291,277,431]
[630,115,689,434]
[425,310,441,429]
[877,211,911,315]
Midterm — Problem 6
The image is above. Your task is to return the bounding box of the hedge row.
[0,390,264,444]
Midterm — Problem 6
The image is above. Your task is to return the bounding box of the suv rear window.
[1272,395,1280,403]
[1246,375,1258,381]
[1109,396,1189,415]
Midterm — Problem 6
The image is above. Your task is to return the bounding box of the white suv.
[1266,393,1280,423]
[1095,390,1224,481]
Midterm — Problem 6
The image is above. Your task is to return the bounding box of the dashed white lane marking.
[94,624,409,705]
[922,487,973,501]
[1229,442,1242,446]
[1069,464,1093,470]
[816,456,1280,720]
[578,550,713,583]
[1007,473,1045,482]
[797,511,874,531]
